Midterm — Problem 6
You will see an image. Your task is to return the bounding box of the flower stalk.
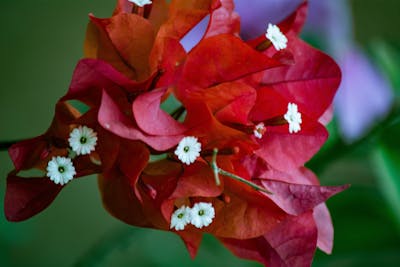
[210,148,272,194]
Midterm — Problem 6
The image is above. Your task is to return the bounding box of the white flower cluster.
[46,156,76,185]
[253,122,266,139]
[284,103,302,133]
[266,23,288,51]
[174,136,201,165]
[68,125,98,155]
[46,125,97,185]
[170,202,215,231]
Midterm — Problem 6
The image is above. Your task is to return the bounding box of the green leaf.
[371,114,400,229]
[314,250,400,267]
[369,41,400,95]
[75,227,261,267]
[373,145,400,229]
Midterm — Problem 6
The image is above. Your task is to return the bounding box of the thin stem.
[210,148,272,194]
[218,168,272,194]
[171,106,186,121]
[256,39,272,51]
[211,148,221,186]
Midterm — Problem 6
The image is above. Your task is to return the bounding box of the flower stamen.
[253,122,266,139]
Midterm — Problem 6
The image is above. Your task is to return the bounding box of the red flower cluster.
[4,1,346,266]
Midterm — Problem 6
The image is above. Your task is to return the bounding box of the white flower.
[128,0,152,7]
[174,136,201,165]
[265,23,288,51]
[190,202,215,229]
[46,156,76,185]
[68,125,98,155]
[284,103,302,133]
[170,206,191,231]
[253,122,266,139]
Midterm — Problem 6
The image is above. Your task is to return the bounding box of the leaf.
[92,13,156,81]
[261,36,341,120]
[113,0,169,32]
[98,89,183,151]
[260,179,348,215]
[206,178,288,239]
[313,203,334,254]
[132,88,187,135]
[373,145,400,228]
[370,40,400,95]
[8,135,48,171]
[63,59,142,107]
[98,172,152,228]
[189,81,257,125]
[255,117,328,171]
[157,0,218,40]
[177,34,282,99]
[183,101,255,152]
[171,161,223,199]
[118,140,150,201]
[220,212,318,267]
[4,175,63,222]
[203,0,240,38]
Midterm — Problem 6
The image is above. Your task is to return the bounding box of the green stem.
[210,148,272,194]
[218,168,272,194]
[210,148,221,186]
[171,106,186,120]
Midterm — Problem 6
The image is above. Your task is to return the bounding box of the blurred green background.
[1,0,400,266]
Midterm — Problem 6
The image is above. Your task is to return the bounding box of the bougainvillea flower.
[61,58,186,151]
[85,0,220,81]
[4,1,346,267]
[178,2,340,171]
[4,102,102,221]
[239,153,346,254]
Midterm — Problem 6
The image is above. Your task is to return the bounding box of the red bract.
[5,102,101,221]
[4,1,346,267]
[62,58,185,150]
[85,0,219,81]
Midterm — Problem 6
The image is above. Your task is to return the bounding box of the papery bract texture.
[4,1,345,267]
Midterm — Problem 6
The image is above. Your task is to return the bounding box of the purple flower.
[305,0,393,141]
[334,46,393,141]
[234,0,303,39]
